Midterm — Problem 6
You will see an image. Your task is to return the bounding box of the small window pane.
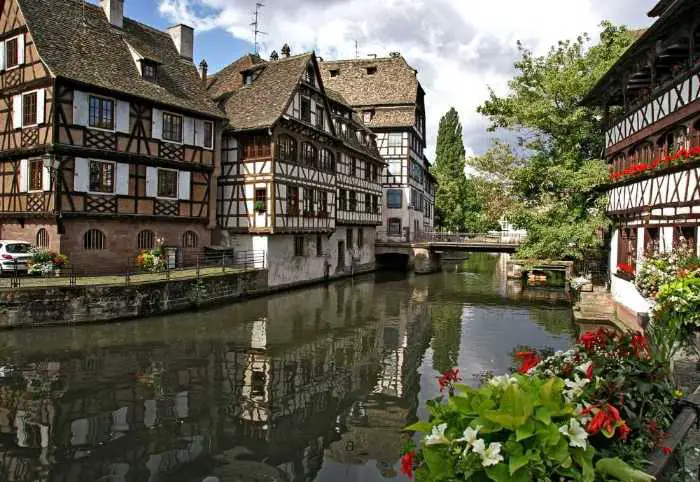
[89,161,115,193]
[183,231,198,248]
[137,230,155,250]
[387,189,402,209]
[203,122,213,148]
[157,169,178,198]
[29,159,43,191]
[36,228,49,248]
[23,92,37,126]
[5,38,18,69]
[84,229,105,250]
[88,96,115,130]
[163,113,183,143]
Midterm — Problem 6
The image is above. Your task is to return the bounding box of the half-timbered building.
[0,0,223,271]
[321,54,436,241]
[583,0,700,323]
[209,48,384,287]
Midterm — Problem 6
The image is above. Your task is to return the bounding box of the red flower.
[631,333,648,358]
[662,446,673,455]
[579,328,611,352]
[617,263,635,275]
[437,368,461,393]
[515,351,541,374]
[585,404,623,436]
[586,362,594,380]
[400,451,415,479]
[618,422,631,441]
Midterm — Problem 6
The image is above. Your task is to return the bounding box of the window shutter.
[116,100,130,133]
[152,108,162,139]
[116,162,129,195]
[178,171,191,200]
[183,117,194,145]
[194,119,203,147]
[73,90,87,126]
[73,158,89,192]
[16,33,24,65]
[42,162,51,191]
[12,95,22,129]
[0,41,5,72]
[146,167,157,197]
[18,159,28,192]
[36,89,45,124]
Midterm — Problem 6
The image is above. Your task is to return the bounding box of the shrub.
[635,247,700,299]
[27,248,69,275]
[135,247,167,273]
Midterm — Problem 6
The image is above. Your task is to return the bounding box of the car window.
[5,243,31,254]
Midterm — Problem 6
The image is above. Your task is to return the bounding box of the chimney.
[168,24,194,60]
[199,59,208,86]
[281,43,291,58]
[101,0,123,28]
[269,50,279,61]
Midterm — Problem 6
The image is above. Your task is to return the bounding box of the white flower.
[559,418,588,449]
[424,423,449,446]
[563,375,590,402]
[488,375,518,389]
[457,426,480,446]
[480,442,504,467]
[472,438,486,455]
[576,361,592,376]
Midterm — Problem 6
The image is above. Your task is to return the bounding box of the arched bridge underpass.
[375,231,526,273]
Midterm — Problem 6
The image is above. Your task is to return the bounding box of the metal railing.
[0,250,266,289]
[416,231,527,245]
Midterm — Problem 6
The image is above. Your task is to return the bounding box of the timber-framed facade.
[0,0,223,272]
[584,0,700,322]
[321,54,436,241]
[210,48,384,287]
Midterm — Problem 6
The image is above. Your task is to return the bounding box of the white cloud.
[158,0,654,158]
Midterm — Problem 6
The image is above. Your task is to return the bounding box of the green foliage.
[27,248,69,275]
[404,374,650,481]
[635,247,699,298]
[476,22,636,261]
[136,247,167,273]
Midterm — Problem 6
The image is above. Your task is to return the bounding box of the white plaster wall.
[609,229,619,275]
[611,275,651,316]
[662,226,674,253]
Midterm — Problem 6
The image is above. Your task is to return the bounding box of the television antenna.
[355,40,359,59]
[251,2,267,55]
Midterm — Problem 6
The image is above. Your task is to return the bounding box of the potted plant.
[135,246,167,273]
[254,200,266,213]
[616,262,635,281]
[27,248,69,277]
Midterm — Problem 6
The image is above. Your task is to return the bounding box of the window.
[346,228,353,249]
[29,159,43,191]
[388,132,402,147]
[278,135,297,163]
[302,142,317,167]
[316,105,324,129]
[203,121,213,149]
[366,66,377,75]
[89,160,115,193]
[5,37,19,69]
[372,195,379,214]
[358,228,364,248]
[387,218,402,235]
[243,72,254,86]
[318,190,328,216]
[183,231,198,248]
[387,189,402,208]
[303,188,315,215]
[36,228,49,248]
[22,92,37,126]
[294,236,304,256]
[316,235,323,257]
[255,188,267,213]
[363,110,374,123]
[364,162,371,180]
[365,193,371,213]
[88,96,114,130]
[137,230,155,250]
[338,189,347,211]
[329,69,339,77]
[162,112,183,143]
[157,169,178,198]
[410,189,417,209]
[371,164,378,182]
[305,65,316,87]
[142,61,158,82]
[242,135,271,159]
[348,191,357,212]
[320,148,334,172]
[84,229,106,250]
[351,158,358,177]
[287,185,299,215]
[301,97,311,123]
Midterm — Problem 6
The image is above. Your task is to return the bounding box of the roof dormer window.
[142,60,158,83]
[329,69,339,77]
[363,110,374,123]
[366,66,377,75]
[244,72,254,86]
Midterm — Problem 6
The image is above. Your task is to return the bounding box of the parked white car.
[0,240,33,273]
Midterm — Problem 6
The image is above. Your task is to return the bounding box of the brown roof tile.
[207,54,264,99]
[18,0,223,118]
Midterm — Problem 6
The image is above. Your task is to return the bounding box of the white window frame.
[87,94,117,132]
[87,159,117,196]
[161,110,184,145]
[156,167,179,200]
[388,132,403,147]
[20,89,42,128]
[4,34,23,71]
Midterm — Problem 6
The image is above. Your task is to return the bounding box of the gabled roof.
[215,53,313,131]
[207,53,264,99]
[17,0,223,118]
[648,0,675,17]
[320,56,420,107]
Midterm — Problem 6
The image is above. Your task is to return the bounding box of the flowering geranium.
[27,248,69,275]
[609,145,700,182]
[136,247,167,273]
[514,350,540,373]
[437,367,461,394]
[616,262,635,276]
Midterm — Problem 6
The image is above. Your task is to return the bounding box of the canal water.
[0,253,574,482]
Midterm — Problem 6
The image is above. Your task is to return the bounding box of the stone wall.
[0,269,268,328]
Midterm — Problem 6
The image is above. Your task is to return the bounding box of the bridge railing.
[416,231,527,245]
[376,228,412,243]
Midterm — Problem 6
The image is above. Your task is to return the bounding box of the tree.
[476,22,635,261]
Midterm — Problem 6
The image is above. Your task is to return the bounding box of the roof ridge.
[61,0,173,38]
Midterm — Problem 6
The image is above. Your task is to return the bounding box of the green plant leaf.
[595,458,655,481]
[404,421,433,433]
[515,419,536,441]
[423,447,453,479]
[509,453,529,475]
[485,463,510,482]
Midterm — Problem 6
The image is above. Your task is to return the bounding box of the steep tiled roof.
[367,106,416,129]
[320,56,419,107]
[207,54,264,99]
[217,53,312,131]
[18,0,222,118]
[648,0,675,17]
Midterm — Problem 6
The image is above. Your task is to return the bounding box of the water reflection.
[0,254,572,482]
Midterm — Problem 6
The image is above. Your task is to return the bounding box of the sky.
[89,0,655,159]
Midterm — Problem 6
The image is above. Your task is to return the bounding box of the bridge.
[375,230,527,273]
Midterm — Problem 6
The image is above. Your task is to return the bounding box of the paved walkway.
[674,356,700,481]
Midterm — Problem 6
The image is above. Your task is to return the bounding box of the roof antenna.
[251,2,267,55]
[355,40,359,59]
